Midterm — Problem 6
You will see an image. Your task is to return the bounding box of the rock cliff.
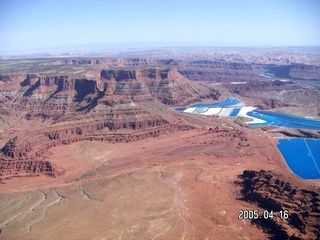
[177,60,263,82]
[0,67,219,181]
[100,68,220,105]
[266,64,320,80]
[62,58,165,67]
[226,79,320,109]
[3,58,320,84]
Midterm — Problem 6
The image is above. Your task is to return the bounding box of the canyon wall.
[266,64,320,80]
[0,67,218,181]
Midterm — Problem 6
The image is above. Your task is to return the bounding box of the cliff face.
[226,80,299,97]
[100,68,220,105]
[61,58,173,69]
[266,64,320,80]
[100,68,176,81]
[0,75,11,83]
[0,67,218,181]
[53,58,320,81]
[290,64,320,80]
[226,79,320,109]
[21,75,91,91]
[15,68,219,106]
[0,75,26,87]
[0,108,193,181]
[177,60,263,82]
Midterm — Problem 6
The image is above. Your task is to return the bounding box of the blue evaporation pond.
[188,97,242,108]
[175,107,187,112]
[246,110,320,131]
[277,138,320,179]
[229,108,241,117]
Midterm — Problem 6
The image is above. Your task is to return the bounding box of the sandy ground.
[2,122,318,240]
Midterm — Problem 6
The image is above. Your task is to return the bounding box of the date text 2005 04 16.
[238,209,289,220]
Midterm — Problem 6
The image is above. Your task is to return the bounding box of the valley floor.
[1,126,319,239]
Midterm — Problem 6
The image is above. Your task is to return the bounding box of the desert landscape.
[0,52,319,239]
[1,0,320,239]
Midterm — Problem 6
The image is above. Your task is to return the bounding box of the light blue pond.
[188,97,242,108]
[277,139,320,179]
[175,97,320,131]
[174,97,320,180]
[174,97,243,112]
[247,110,320,131]
[175,98,320,179]
[174,107,187,112]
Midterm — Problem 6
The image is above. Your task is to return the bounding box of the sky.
[0,0,320,54]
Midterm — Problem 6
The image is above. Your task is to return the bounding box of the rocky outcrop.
[0,75,11,83]
[17,68,220,107]
[0,67,220,124]
[21,75,80,91]
[99,68,220,106]
[4,123,192,157]
[1,136,30,158]
[0,101,184,160]
[60,58,262,82]
[290,64,320,80]
[177,60,263,82]
[257,98,290,109]
[48,58,320,82]
[0,75,26,86]
[74,79,96,102]
[62,58,168,67]
[0,123,193,181]
[273,129,320,139]
[1,67,218,181]
[235,170,320,240]
[226,79,320,108]
[226,80,302,109]
[0,157,63,181]
[266,64,320,80]
[227,80,296,95]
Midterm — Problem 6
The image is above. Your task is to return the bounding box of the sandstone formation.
[2,56,320,85]
[177,60,263,82]
[266,64,320,80]
[61,58,320,81]
[235,170,320,240]
[99,67,219,105]
[0,67,219,181]
[60,58,264,82]
[62,58,167,67]
[224,79,320,111]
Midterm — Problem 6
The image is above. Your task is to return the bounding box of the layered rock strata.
[60,58,320,81]
[0,67,218,181]
[177,60,263,82]
[266,64,320,80]
[99,67,220,105]
[226,80,320,109]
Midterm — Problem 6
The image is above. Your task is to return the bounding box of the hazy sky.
[1,0,319,54]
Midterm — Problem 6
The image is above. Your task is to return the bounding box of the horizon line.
[1,43,320,57]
